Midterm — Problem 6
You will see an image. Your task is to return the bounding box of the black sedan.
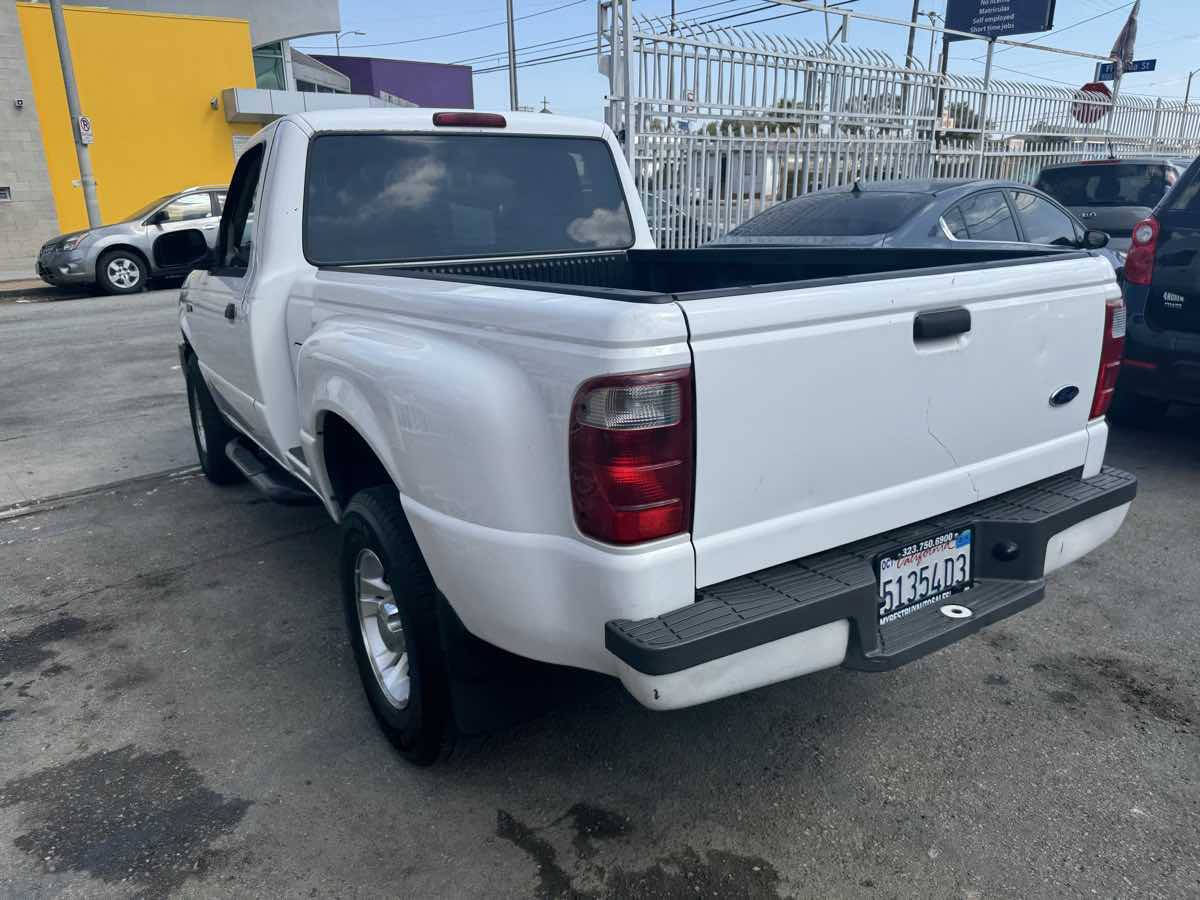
[712,178,1122,272]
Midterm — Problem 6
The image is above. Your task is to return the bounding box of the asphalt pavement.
[0,289,194,508]
[1,292,1198,898]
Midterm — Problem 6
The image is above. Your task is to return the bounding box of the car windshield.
[723,191,931,237]
[303,133,635,264]
[122,194,176,222]
[1036,164,1169,208]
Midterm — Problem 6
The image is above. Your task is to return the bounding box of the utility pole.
[901,0,920,116]
[1181,67,1200,142]
[49,0,100,227]
[904,0,920,68]
[506,0,519,111]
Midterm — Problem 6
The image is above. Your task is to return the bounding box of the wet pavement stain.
[497,809,577,898]
[497,806,784,899]
[565,802,631,859]
[0,616,89,679]
[1033,653,1195,732]
[0,745,250,897]
[605,846,783,898]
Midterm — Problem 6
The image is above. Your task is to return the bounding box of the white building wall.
[0,3,59,280]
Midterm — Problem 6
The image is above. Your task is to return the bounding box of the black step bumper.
[606,467,1136,676]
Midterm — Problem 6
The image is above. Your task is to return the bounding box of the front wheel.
[96,249,147,295]
[184,353,242,484]
[340,486,451,765]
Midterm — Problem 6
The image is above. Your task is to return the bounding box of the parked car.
[1115,155,1200,422]
[171,109,1135,765]
[1034,157,1192,256]
[36,185,226,295]
[712,178,1121,271]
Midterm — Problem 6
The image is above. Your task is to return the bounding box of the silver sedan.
[36,185,226,295]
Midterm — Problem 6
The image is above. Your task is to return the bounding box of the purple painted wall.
[311,55,474,109]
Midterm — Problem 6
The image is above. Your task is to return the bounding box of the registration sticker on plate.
[877,529,972,624]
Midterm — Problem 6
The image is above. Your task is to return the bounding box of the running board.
[225,438,319,506]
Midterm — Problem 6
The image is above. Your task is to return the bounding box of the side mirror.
[1084,228,1110,249]
[152,228,213,272]
[148,209,171,226]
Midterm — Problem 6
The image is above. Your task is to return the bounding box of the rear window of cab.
[303,133,636,265]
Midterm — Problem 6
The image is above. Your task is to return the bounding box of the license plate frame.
[876,527,973,625]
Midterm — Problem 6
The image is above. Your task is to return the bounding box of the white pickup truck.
[172,109,1136,765]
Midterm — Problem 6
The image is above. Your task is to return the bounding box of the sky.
[292,0,1200,120]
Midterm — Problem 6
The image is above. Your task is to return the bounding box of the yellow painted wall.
[17,3,260,232]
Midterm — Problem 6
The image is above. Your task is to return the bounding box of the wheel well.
[97,244,150,279]
[321,413,393,506]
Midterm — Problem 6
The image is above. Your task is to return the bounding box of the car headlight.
[59,235,87,251]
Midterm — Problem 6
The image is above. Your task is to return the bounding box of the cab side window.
[219,145,265,271]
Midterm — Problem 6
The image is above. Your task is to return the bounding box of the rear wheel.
[184,353,242,484]
[340,486,451,765]
[1108,390,1169,428]
[96,249,146,295]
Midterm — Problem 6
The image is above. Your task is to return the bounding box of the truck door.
[184,139,268,442]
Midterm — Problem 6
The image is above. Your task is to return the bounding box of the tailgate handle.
[914,307,971,342]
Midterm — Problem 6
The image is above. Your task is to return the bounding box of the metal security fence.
[599,10,1200,248]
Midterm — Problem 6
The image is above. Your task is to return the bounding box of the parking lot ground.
[0,289,193,508]
[2,295,1199,898]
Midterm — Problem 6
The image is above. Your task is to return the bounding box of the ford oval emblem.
[1049,385,1080,407]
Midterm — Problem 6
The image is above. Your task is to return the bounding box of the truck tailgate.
[679,254,1117,587]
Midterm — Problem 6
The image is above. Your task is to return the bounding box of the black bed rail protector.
[605,467,1136,676]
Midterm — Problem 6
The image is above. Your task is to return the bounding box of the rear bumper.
[1120,285,1200,405]
[608,467,1136,709]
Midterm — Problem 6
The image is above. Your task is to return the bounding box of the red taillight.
[1123,216,1158,285]
[569,369,694,544]
[432,112,506,128]
[1092,296,1127,419]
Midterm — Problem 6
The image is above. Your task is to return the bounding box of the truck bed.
[324,246,1085,303]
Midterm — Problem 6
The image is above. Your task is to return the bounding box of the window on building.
[253,42,287,90]
[296,79,316,93]
[0,187,11,202]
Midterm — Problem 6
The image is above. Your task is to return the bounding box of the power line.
[470,0,855,75]
[297,0,590,52]
[453,0,752,65]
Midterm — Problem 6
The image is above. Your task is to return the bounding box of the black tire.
[340,486,451,766]
[96,249,147,295]
[1108,390,1169,428]
[184,352,243,484]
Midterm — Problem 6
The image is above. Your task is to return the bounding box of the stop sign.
[1073,82,1113,124]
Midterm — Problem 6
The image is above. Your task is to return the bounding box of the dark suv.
[1035,158,1192,256]
[1116,157,1200,420]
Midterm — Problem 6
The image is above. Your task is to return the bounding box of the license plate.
[877,528,973,624]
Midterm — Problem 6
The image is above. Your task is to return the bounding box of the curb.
[0,283,91,303]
